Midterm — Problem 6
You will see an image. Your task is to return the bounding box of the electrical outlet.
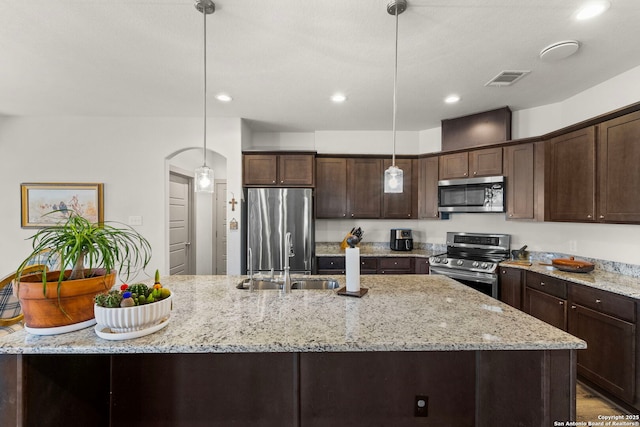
[569,240,577,252]
[414,395,428,417]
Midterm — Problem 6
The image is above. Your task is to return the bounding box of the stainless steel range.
[429,232,511,299]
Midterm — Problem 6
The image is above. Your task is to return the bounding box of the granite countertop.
[316,242,439,258]
[0,274,585,355]
[500,261,640,300]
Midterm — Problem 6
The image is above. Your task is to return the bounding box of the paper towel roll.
[345,247,360,293]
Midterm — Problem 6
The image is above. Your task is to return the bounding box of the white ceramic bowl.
[94,294,173,333]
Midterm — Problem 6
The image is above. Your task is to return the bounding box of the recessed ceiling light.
[575,1,610,20]
[215,93,232,102]
[330,93,347,103]
[444,94,460,104]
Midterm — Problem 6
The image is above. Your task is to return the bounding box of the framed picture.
[20,183,104,228]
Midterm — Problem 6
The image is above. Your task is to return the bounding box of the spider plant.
[17,213,152,295]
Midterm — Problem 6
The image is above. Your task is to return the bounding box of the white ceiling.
[1,0,639,132]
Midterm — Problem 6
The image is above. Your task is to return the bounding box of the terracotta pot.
[18,269,116,328]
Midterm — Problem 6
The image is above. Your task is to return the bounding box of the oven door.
[429,266,498,299]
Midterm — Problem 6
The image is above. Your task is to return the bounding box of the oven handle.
[429,266,496,284]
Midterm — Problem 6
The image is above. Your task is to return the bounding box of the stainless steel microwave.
[437,176,505,213]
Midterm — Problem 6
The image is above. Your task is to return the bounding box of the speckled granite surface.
[0,274,585,355]
[316,242,441,258]
[499,261,640,300]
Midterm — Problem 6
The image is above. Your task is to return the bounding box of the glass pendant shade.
[195,165,214,193]
[384,165,403,193]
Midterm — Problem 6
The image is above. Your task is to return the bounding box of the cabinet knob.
[587,214,592,219]
[509,214,513,217]
[272,180,276,184]
[464,172,468,176]
[559,301,564,305]
[351,213,355,217]
[473,171,477,176]
[280,180,284,184]
[407,214,411,217]
[540,282,545,286]
[599,215,604,219]
[571,305,577,309]
[343,213,346,217]
[595,299,601,304]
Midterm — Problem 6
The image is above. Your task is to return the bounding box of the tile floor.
[576,382,634,423]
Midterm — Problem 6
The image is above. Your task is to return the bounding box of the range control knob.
[456,259,464,266]
[481,262,489,269]
[430,258,439,264]
[442,259,449,264]
[472,261,479,268]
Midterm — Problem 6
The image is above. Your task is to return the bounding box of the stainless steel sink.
[236,278,340,290]
[291,278,340,290]
[236,279,283,290]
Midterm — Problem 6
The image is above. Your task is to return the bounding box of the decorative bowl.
[94,294,173,333]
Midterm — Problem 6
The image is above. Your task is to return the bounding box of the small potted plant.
[16,213,152,331]
[94,270,172,334]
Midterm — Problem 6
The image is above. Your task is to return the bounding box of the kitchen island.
[0,274,585,426]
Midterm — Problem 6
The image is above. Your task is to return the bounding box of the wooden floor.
[576,382,632,423]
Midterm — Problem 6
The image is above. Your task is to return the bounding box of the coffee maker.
[390,228,413,251]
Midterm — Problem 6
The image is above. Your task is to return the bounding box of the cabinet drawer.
[570,285,635,323]
[360,258,378,270]
[378,257,412,270]
[525,271,567,299]
[317,257,345,270]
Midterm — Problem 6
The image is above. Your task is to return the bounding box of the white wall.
[0,116,244,277]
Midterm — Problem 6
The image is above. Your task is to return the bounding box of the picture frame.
[20,183,104,228]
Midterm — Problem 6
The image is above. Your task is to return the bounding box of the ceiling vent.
[485,70,530,87]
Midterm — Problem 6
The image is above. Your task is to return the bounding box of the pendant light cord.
[202,4,208,168]
[392,5,399,168]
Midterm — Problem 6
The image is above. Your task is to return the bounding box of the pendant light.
[384,0,406,194]
[194,0,215,193]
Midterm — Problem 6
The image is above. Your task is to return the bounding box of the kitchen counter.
[0,274,585,425]
[316,242,439,258]
[500,260,640,300]
[0,274,584,354]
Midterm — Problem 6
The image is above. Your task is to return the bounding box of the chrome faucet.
[283,232,292,293]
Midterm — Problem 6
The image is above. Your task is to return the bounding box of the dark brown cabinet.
[415,257,430,274]
[439,147,502,180]
[378,257,414,274]
[316,158,348,218]
[545,127,597,222]
[317,256,417,275]
[382,158,416,218]
[597,110,640,223]
[243,153,314,187]
[504,142,543,220]
[568,284,636,403]
[524,272,567,331]
[499,267,523,309]
[317,256,345,275]
[418,156,440,219]
[347,158,383,218]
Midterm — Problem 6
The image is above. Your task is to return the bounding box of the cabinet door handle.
[571,305,577,309]
[595,299,601,304]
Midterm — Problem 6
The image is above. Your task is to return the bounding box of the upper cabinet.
[418,156,440,219]
[439,147,503,180]
[382,158,417,219]
[504,142,544,221]
[243,153,315,187]
[597,110,640,223]
[316,158,348,218]
[545,127,597,222]
[441,107,512,151]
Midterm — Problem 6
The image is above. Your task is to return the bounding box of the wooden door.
[279,154,314,186]
[499,267,523,309]
[169,172,194,275]
[598,110,640,223]
[469,147,502,177]
[439,152,469,179]
[568,304,635,403]
[243,154,278,186]
[418,156,440,219]
[546,127,597,222]
[524,288,567,331]
[315,158,347,218]
[504,143,534,219]
[382,158,414,218]
[347,158,382,218]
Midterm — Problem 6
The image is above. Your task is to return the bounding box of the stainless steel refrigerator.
[246,188,314,274]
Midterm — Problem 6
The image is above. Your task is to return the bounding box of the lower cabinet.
[516,268,638,407]
[317,256,422,275]
[568,284,636,404]
[498,266,523,309]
